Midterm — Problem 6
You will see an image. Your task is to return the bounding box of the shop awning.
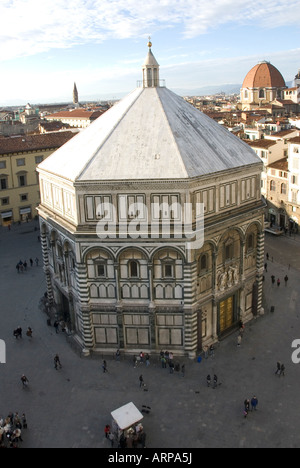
[111,402,143,431]
[20,207,31,215]
[1,211,12,219]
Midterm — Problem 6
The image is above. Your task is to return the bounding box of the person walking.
[108,431,115,447]
[139,375,144,388]
[271,275,276,286]
[237,335,242,347]
[213,374,218,389]
[21,375,29,388]
[275,361,281,375]
[22,414,27,430]
[244,399,250,418]
[277,278,281,287]
[264,263,268,272]
[280,363,285,377]
[133,355,138,368]
[29,258,33,267]
[115,349,121,361]
[207,375,211,387]
[53,320,59,334]
[104,425,111,439]
[251,396,258,411]
[102,360,108,373]
[54,354,62,370]
[266,252,269,261]
[145,353,150,367]
[284,275,289,287]
[35,257,39,266]
[181,364,185,377]
[26,327,33,339]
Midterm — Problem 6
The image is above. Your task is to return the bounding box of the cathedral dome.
[242,61,286,89]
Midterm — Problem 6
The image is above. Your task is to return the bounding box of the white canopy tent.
[111,402,143,431]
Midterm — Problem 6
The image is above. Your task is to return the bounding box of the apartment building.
[0,132,75,226]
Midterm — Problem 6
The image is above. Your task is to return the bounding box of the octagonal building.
[37,44,265,357]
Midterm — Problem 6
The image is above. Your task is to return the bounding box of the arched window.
[199,254,208,274]
[259,89,265,99]
[129,260,138,278]
[270,180,276,192]
[247,233,254,252]
[281,183,287,195]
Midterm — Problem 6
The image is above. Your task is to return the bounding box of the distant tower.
[73,82,79,107]
[293,69,300,88]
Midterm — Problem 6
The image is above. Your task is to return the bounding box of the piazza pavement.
[0,220,300,449]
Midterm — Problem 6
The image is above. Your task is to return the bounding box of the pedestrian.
[139,375,144,388]
[54,320,59,334]
[271,275,275,286]
[277,278,281,287]
[108,431,115,447]
[35,257,39,266]
[264,263,268,272]
[54,354,62,370]
[139,351,144,364]
[21,375,29,388]
[209,344,215,357]
[145,353,150,367]
[251,396,258,411]
[266,253,269,261]
[23,260,27,271]
[237,335,242,347]
[30,258,33,267]
[280,363,285,377]
[13,327,22,339]
[213,374,218,389]
[16,263,20,273]
[244,399,250,418]
[181,364,185,377]
[102,360,108,373]
[161,356,167,368]
[115,349,121,361]
[26,327,33,339]
[207,375,211,387]
[169,361,174,374]
[104,425,111,439]
[203,345,209,359]
[275,361,281,375]
[22,414,27,430]
[284,275,289,287]
[133,355,138,368]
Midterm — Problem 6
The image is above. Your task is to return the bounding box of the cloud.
[0,0,299,61]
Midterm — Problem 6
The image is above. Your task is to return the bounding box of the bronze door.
[219,296,234,333]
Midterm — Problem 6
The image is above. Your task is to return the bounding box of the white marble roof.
[38,87,261,182]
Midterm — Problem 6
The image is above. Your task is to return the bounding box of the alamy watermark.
[291,340,300,364]
[0,339,6,364]
[96,201,204,251]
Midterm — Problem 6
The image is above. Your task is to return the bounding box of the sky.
[0,0,299,106]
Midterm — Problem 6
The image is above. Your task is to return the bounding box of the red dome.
[242,61,285,88]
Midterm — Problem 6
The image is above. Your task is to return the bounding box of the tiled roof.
[245,139,277,149]
[46,109,103,120]
[269,129,298,138]
[288,136,300,144]
[242,62,286,89]
[0,131,75,155]
[268,158,288,170]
